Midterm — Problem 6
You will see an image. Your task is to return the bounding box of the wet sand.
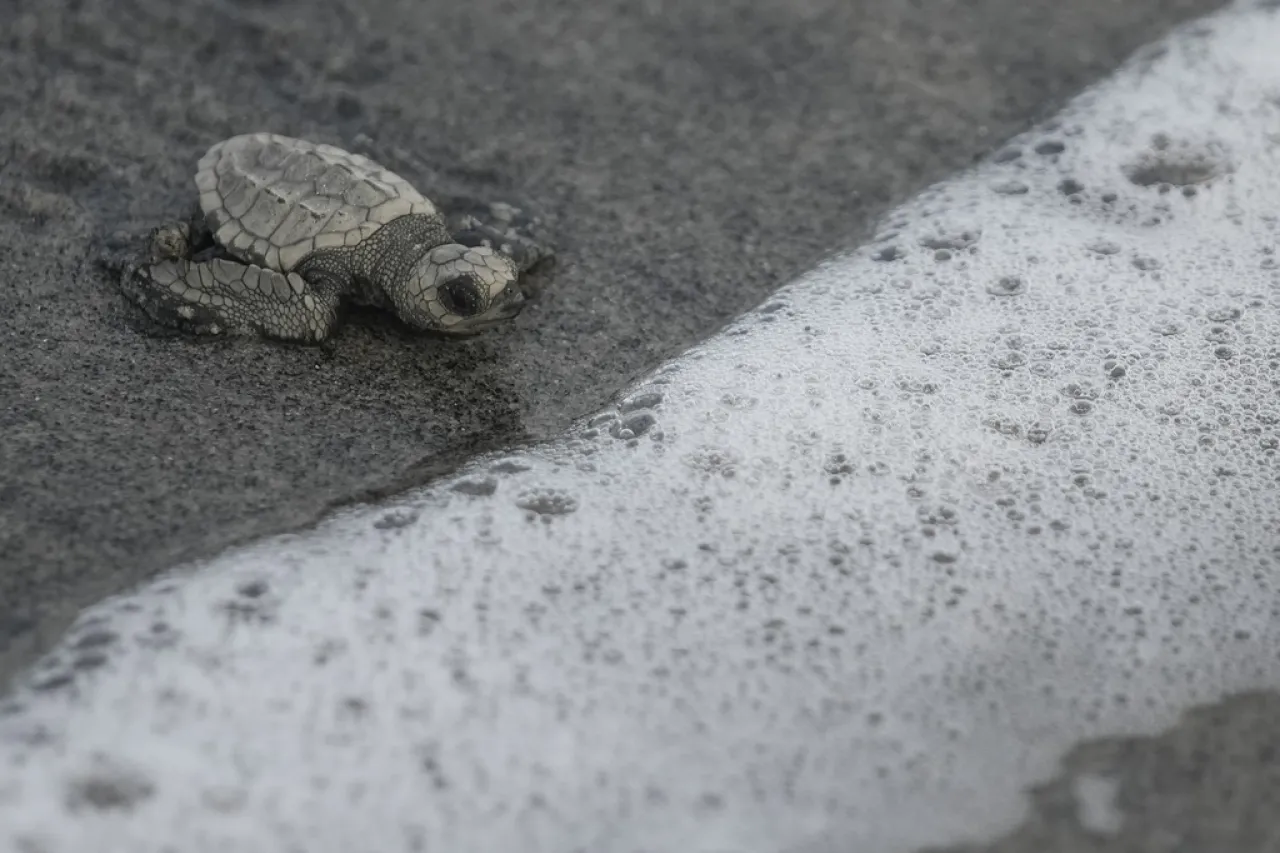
[0,0,1221,687]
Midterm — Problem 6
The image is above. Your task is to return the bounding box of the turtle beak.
[492,289,526,320]
[444,290,526,336]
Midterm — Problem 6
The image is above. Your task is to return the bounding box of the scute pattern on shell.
[194,133,439,272]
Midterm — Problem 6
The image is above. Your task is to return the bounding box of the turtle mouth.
[492,299,526,322]
[442,303,525,336]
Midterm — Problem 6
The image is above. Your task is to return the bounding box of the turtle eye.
[437,277,484,317]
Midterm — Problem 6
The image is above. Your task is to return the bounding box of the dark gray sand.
[0,0,1221,687]
[926,692,1280,853]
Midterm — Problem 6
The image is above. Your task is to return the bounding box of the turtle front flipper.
[444,198,554,274]
[121,258,341,343]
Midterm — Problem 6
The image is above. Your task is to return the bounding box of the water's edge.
[3,3,1278,851]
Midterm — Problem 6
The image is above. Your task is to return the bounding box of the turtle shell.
[194,133,438,273]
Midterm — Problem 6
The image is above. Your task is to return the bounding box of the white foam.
[4,3,1280,850]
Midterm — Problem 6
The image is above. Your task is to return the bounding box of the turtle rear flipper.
[122,258,340,343]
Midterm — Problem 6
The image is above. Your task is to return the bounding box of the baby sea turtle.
[120,133,550,342]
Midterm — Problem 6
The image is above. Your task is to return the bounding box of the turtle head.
[397,243,525,335]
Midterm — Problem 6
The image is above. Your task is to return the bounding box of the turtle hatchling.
[121,133,550,342]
